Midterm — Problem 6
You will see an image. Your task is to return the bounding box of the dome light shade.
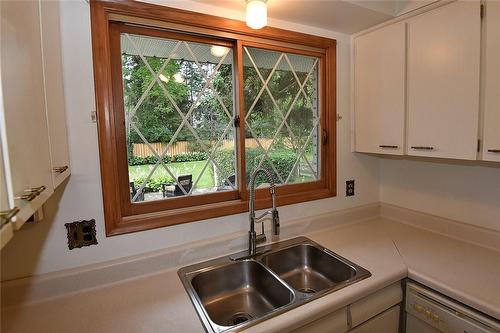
[159,74,169,83]
[246,0,267,30]
[210,45,230,57]
[173,73,184,83]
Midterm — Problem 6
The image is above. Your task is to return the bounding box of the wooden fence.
[132,139,274,157]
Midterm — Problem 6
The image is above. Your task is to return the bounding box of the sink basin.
[178,237,371,333]
[261,244,357,295]
[190,260,293,327]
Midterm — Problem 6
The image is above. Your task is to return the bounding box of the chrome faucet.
[248,167,280,256]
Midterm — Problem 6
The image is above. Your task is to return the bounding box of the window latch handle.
[233,115,240,128]
[322,129,328,145]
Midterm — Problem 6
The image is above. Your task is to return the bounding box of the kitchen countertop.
[1,216,499,332]
[384,219,500,320]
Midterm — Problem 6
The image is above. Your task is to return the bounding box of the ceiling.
[190,0,411,34]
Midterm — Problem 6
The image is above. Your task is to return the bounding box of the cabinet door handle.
[379,145,399,149]
[24,185,46,194]
[53,166,69,173]
[487,149,500,153]
[0,206,20,227]
[15,192,38,201]
[411,146,435,151]
[16,185,46,201]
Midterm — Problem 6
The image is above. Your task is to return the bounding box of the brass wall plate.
[65,219,98,250]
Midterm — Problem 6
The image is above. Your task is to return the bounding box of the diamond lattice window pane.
[121,33,237,202]
[243,47,320,187]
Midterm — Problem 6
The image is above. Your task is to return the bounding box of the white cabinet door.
[288,308,348,333]
[1,0,54,227]
[0,133,16,249]
[40,0,71,185]
[349,305,400,333]
[482,1,500,162]
[407,1,481,160]
[354,23,406,155]
[349,283,402,328]
[0,44,16,250]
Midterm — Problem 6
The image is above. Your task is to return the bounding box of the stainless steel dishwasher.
[405,282,500,333]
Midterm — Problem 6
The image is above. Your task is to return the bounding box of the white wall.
[380,158,500,232]
[0,0,380,280]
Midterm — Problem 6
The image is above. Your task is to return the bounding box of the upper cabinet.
[354,23,406,155]
[1,0,54,226]
[353,0,496,162]
[0,0,70,237]
[406,1,480,160]
[482,1,500,162]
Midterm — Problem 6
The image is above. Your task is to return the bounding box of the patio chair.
[218,174,236,191]
[129,181,144,202]
[161,175,193,198]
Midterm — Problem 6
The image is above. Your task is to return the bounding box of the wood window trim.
[90,0,337,236]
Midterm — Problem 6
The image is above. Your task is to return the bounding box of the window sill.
[106,187,335,236]
[107,199,247,236]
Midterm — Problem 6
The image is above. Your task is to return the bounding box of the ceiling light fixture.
[210,45,230,57]
[173,73,184,83]
[246,0,267,30]
[159,74,169,83]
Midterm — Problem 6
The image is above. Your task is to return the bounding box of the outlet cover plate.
[65,219,98,250]
[346,180,355,196]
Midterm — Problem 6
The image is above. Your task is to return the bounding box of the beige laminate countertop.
[1,217,499,333]
[384,219,500,320]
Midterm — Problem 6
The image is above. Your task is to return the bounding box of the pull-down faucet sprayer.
[247,167,280,256]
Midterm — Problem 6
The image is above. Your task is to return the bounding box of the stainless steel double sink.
[178,237,371,333]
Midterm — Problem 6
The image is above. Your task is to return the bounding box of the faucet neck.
[248,168,278,255]
[249,168,276,217]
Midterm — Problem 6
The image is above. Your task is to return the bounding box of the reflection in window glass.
[243,47,320,187]
[120,33,237,202]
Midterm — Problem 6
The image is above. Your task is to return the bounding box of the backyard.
[129,160,215,194]
[127,148,316,200]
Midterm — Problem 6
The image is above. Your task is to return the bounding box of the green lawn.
[128,150,316,193]
[129,160,214,189]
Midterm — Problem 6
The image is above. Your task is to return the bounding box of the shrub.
[130,174,175,193]
[129,148,213,166]
[129,152,210,166]
[267,151,297,180]
[214,148,298,187]
[213,149,236,187]
[128,155,171,166]
[128,155,144,166]
[247,149,297,185]
[173,151,209,163]
[147,175,175,192]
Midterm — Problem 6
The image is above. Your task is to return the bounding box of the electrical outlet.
[65,219,98,250]
[346,180,355,197]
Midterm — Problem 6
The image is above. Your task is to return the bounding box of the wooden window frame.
[90,0,337,236]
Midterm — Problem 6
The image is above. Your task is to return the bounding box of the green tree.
[123,55,189,144]
[123,51,315,171]
[123,55,234,151]
[243,65,316,154]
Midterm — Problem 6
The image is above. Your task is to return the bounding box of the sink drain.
[229,312,253,325]
[298,287,317,294]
